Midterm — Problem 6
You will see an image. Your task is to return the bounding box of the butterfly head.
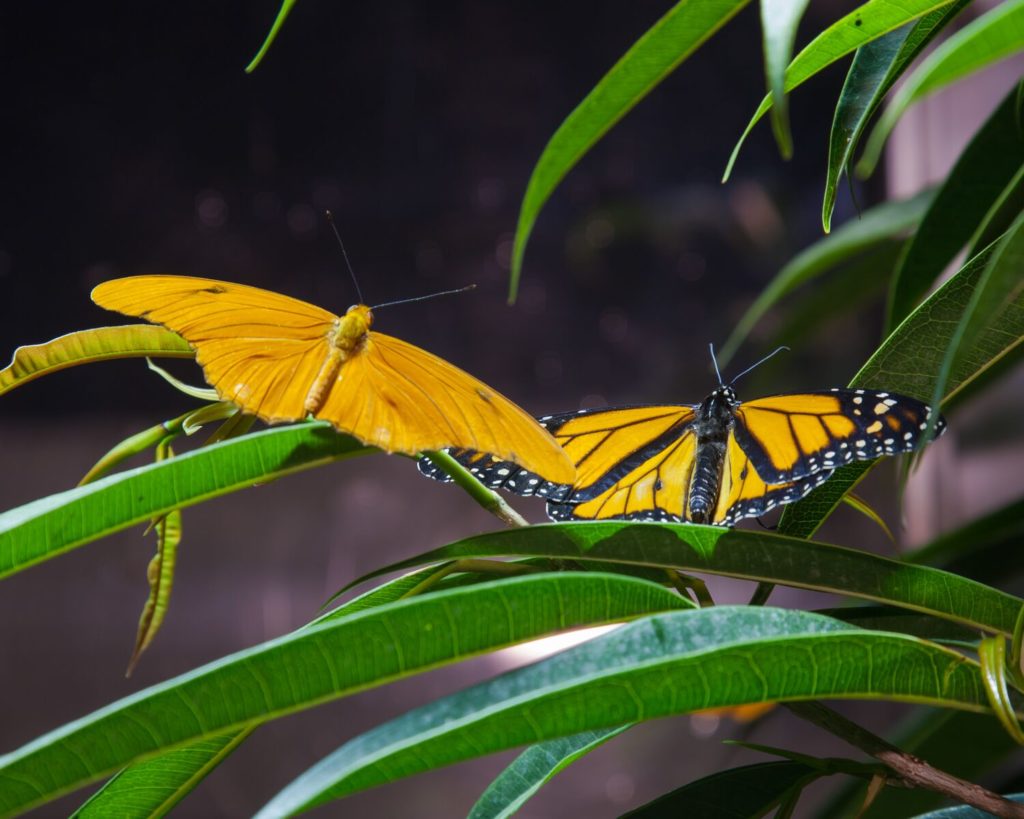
[334,304,374,350]
[712,385,738,406]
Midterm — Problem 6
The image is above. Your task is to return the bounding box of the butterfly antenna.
[372,284,477,311]
[729,346,790,386]
[325,210,364,305]
[708,343,725,387]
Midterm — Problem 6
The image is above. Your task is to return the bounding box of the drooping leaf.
[822,1,971,232]
[245,0,300,73]
[0,573,686,817]
[254,607,990,816]
[126,440,182,676]
[724,0,957,181]
[886,84,1024,331]
[0,423,372,580]
[468,727,630,819]
[509,0,750,300]
[760,0,812,158]
[341,521,1023,636]
[0,326,192,396]
[858,0,1024,176]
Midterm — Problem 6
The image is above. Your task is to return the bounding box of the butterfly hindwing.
[733,389,944,484]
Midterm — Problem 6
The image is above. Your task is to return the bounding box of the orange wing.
[734,389,943,484]
[712,433,833,526]
[430,405,700,522]
[316,331,574,481]
[92,275,574,483]
[92,275,336,423]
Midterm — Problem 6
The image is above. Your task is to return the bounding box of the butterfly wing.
[318,331,575,483]
[92,275,337,422]
[420,405,698,519]
[712,432,834,526]
[733,389,945,484]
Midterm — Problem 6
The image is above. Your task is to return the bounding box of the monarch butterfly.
[91,275,575,483]
[419,373,945,526]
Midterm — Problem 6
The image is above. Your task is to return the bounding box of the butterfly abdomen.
[688,387,736,524]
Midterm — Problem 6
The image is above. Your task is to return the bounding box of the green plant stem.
[784,701,1024,818]
[399,559,542,599]
[421,451,529,527]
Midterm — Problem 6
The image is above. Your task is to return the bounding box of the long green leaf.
[887,84,1024,331]
[0,572,686,817]
[0,326,192,396]
[468,727,629,819]
[858,0,1024,175]
[778,239,1024,538]
[71,730,253,819]
[342,522,1023,636]
[624,760,820,817]
[761,0,812,158]
[719,190,932,367]
[822,1,971,232]
[967,163,1024,260]
[509,0,750,300]
[724,0,956,181]
[70,565,461,817]
[255,607,990,816]
[0,423,372,580]
[928,211,1024,434]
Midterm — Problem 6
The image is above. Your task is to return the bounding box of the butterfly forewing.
[733,389,944,484]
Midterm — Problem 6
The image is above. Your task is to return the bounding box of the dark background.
[0,2,978,817]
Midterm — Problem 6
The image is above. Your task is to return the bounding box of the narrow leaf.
[255,607,990,816]
[822,1,971,231]
[245,0,300,73]
[509,0,750,300]
[624,760,818,817]
[0,423,372,580]
[126,440,182,676]
[717,190,933,367]
[967,163,1024,260]
[468,727,629,819]
[343,521,1024,636]
[0,573,686,817]
[70,730,253,819]
[72,566,463,817]
[887,84,1024,331]
[724,0,957,181]
[761,0,812,158]
[0,326,192,396]
[928,212,1024,437]
[859,0,1024,175]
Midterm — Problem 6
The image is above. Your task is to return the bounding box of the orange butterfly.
[92,275,575,483]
